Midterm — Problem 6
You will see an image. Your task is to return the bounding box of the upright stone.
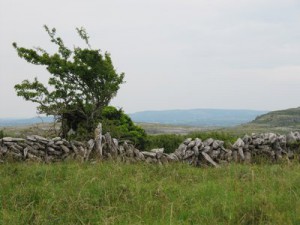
[94,123,103,157]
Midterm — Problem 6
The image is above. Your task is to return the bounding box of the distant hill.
[129,109,268,127]
[0,117,54,127]
[248,107,300,128]
[226,107,300,134]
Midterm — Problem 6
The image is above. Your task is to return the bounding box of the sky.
[0,0,300,118]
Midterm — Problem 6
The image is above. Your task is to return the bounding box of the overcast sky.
[1,0,300,118]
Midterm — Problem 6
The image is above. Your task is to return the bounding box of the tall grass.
[1,162,300,224]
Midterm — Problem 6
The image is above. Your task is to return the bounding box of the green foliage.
[13,25,125,137]
[0,130,4,139]
[145,131,238,153]
[1,162,300,224]
[145,134,185,153]
[101,106,147,149]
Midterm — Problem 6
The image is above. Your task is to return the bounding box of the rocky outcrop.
[0,127,299,167]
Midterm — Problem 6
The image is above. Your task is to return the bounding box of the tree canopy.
[13,26,125,137]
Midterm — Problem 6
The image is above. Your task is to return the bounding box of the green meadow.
[1,162,300,225]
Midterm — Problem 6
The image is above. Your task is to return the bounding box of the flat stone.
[141,151,157,158]
[52,137,61,142]
[3,137,25,142]
[151,148,164,154]
[32,135,49,142]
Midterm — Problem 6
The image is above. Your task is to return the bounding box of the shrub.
[101,106,147,149]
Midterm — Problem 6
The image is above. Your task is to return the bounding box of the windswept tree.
[13,26,125,137]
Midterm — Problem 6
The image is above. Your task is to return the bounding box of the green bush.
[68,106,147,148]
[0,130,4,139]
[101,106,147,149]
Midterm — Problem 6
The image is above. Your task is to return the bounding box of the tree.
[13,26,125,137]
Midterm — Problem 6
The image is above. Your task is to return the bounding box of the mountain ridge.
[0,108,268,127]
[0,117,54,127]
[129,108,268,127]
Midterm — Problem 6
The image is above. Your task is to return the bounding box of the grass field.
[1,162,300,225]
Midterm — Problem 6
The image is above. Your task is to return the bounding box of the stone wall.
[1,124,299,167]
[173,132,300,167]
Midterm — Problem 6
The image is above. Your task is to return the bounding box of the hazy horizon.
[1,0,300,117]
[0,107,269,119]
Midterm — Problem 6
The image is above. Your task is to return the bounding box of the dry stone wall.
[0,124,299,167]
[174,132,300,167]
